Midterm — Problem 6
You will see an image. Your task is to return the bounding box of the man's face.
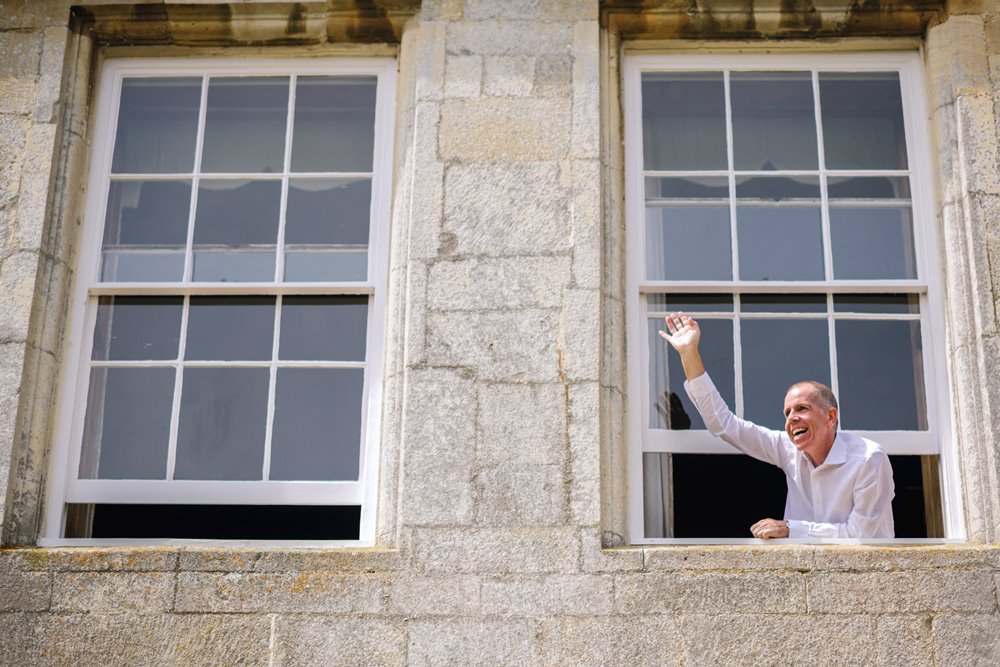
[783,384,838,463]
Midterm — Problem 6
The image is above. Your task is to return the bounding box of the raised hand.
[659,312,701,352]
[658,311,706,381]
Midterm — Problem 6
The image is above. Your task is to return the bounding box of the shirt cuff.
[786,520,809,538]
[683,372,716,400]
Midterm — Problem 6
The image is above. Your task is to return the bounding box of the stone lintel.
[72,1,421,46]
[602,0,947,39]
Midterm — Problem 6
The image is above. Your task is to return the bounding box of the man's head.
[783,381,839,465]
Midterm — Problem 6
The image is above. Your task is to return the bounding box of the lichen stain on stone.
[778,0,823,34]
[334,0,399,44]
[287,3,308,36]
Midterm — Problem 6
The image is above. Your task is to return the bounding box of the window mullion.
[183,75,210,283]
[165,294,190,481]
[813,70,835,283]
[275,74,296,283]
[263,295,282,482]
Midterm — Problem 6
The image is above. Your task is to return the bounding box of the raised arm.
[658,312,706,381]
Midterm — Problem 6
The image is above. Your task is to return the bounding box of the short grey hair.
[787,380,839,428]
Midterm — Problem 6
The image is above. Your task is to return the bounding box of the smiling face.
[783,383,839,465]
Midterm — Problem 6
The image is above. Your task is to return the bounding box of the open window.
[623,52,957,542]
[42,57,396,544]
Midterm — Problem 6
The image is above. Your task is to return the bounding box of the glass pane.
[731,72,818,171]
[192,179,280,282]
[284,178,371,282]
[291,77,377,172]
[830,207,917,279]
[735,176,820,200]
[279,296,368,361]
[642,72,727,171]
[284,251,368,282]
[102,181,191,245]
[101,252,186,283]
[646,206,732,280]
[645,177,729,200]
[112,77,201,174]
[185,296,274,361]
[827,176,910,200]
[646,294,733,313]
[820,72,907,170]
[270,368,364,481]
[737,206,823,281]
[837,320,927,430]
[648,317,734,430]
[174,368,269,480]
[201,77,289,173]
[741,319,830,429]
[92,296,183,361]
[101,180,190,282]
[741,294,826,313]
[834,294,919,314]
[80,368,174,479]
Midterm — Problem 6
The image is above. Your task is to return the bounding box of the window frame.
[622,51,962,544]
[41,56,397,546]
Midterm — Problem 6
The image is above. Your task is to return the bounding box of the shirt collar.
[818,433,847,468]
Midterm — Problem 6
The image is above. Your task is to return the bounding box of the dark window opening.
[64,504,360,540]
[667,454,940,538]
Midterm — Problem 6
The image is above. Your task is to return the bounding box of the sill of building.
[635,538,965,546]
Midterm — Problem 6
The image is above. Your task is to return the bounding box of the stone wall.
[1,0,999,664]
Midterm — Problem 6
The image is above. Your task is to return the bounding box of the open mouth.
[792,428,807,437]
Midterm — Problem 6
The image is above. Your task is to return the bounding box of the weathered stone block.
[0,31,43,78]
[540,615,682,666]
[400,367,476,526]
[559,288,601,382]
[679,614,873,666]
[571,21,600,159]
[274,616,406,667]
[481,574,612,616]
[176,547,403,573]
[925,15,990,110]
[533,54,572,97]
[443,55,481,98]
[34,26,68,123]
[410,526,578,574]
[15,123,59,251]
[0,250,40,342]
[0,572,50,611]
[808,570,997,613]
[440,98,570,160]
[442,161,571,256]
[446,20,572,56]
[427,256,570,311]
[615,571,807,614]
[426,309,561,382]
[645,544,816,571]
[484,56,534,96]
[408,619,541,667]
[957,93,1000,195]
[174,571,387,613]
[932,614,1000,666]
[0,114,31,212]
[386,575,480,615]
[876,614,933,667]
[567,382,601,526]
[28,547,178,572]
[569,159,602,289]
[811,544,1000,571]
[475,465,567,526]
[414,20,446,100]
[0,612,272,667]
[579,529,644,573]
[477,382,567,466]
[0,79,35,115]
[51,572,174,612]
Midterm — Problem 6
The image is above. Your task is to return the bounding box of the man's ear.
[827,406,838,426]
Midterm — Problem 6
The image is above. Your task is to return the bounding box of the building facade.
[1,0,999,663]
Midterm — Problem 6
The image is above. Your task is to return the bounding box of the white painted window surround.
[622,52,962,544]
[41,57,397,546]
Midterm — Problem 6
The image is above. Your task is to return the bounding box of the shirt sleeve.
[785,450,895,539]
[683,373,789,469]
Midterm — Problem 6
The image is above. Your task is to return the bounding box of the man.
[660,311,895,539]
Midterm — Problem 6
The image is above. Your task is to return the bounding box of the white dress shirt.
[684,373,895,539]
